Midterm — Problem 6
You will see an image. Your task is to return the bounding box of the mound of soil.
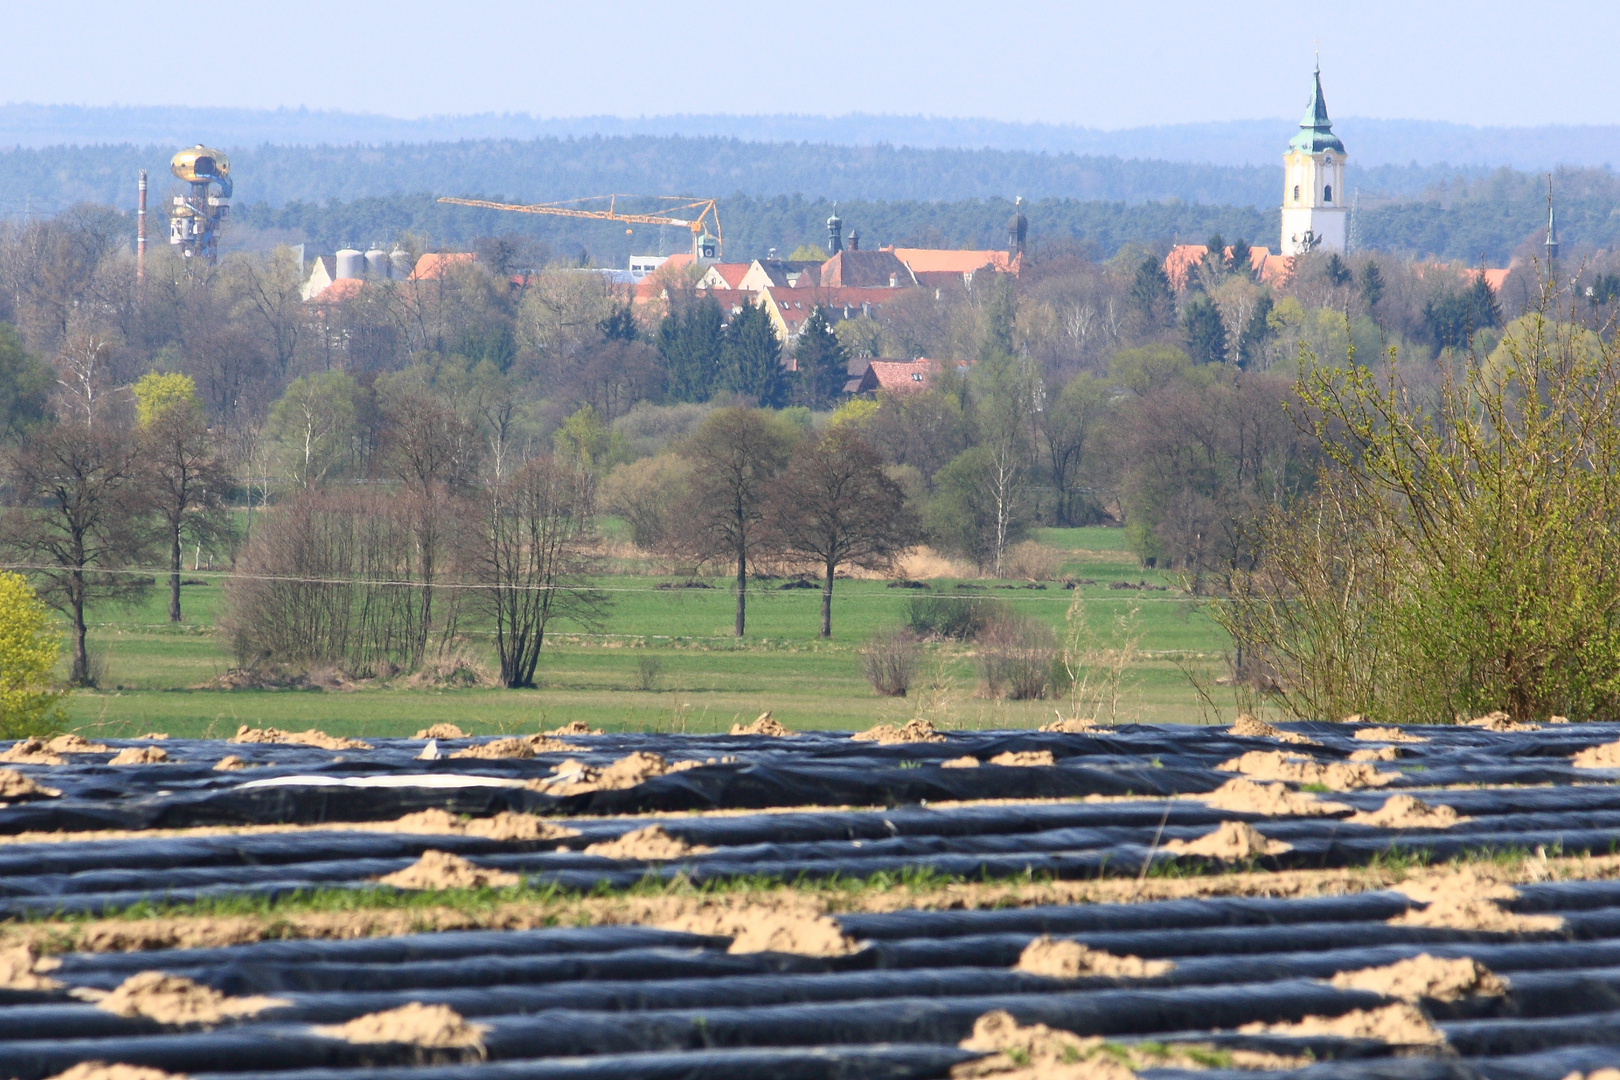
[1349,746,1401,762]
[412,724,466,740]
[0,739,63,765]
[1354,726,1427,743]
[1039,717,1096,733]
[229,726,370,751]
[1218,749,1397,790]
[448,735,579,760]
[1165,821,1291,859]
[986,751,1056,767]
[546,721,604,736]
[730,712,792,737]
[1330,954,1505,1002]
[315,1003,486,1049]
[109,746,168,766]
[96,971,287,1025]
[1573,740,1620,768]
[584,824,712,860]
[43,1064,183,1080]
[1230,714,1319,746]
[1196,778,1348,816]
[953,1010,1131,1080]
[941,756,980,769]
[0,768,59,799]
[1347,794,1466,829]
[1016,936,1173,979]
[540,752,678,795]
[387,809,579,841]
[212,756,245,772]
[133,732,169,740]
[1240,1002,1445,1045]
[0,943,60,990]
[46,734,109,754]
[851,718,947,744]
[377,851,521,891]
[1467,711,1539,732]
[1392,868,1564,932]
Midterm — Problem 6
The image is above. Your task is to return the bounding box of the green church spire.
[1288,65,1346,155]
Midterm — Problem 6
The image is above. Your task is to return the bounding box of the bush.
[0,572,65,737]
[906,596,1007,640]
[976,614,1057,700]
[1003,540,1065,581]
[861,626,917,697]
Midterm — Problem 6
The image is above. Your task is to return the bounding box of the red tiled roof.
[1165,244,1289,289]
[701,263,752,289]
[305,277,365,304]
[407,252,476,281]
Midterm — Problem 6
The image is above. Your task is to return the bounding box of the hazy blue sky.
[3,0,1614,128]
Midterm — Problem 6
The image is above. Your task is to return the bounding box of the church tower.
[1280,66,1348,255]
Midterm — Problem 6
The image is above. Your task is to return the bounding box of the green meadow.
[58,527,1234,739]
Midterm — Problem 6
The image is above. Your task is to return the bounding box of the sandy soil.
[1392,867,1565,932]
[109,747,168,766]
[47,734,109,753]
[1240,1001,1445,1045]
[1354,726,1427,744]
[0,768,59,799]
[448,735,581,759]
[229,726,371,751]
[546,721,604,736]
[377,851,522,890]
[1330,954,1504,1002]
[730,712,792,737]
[1039,717,1097,734]
[1346,795,1466,829]
[941,756,981,768]
[94,972,287,1025]
[1016,936,1173,979]
[1348,746,1400,762]
[652,896,863,956]
[314,1003,486,1049]
[1467,711,1539,732]
[212,756,245,771]
[987,751,1057,767]
[584,824,712,859]
[44,1065,183,1080]
[1196,778,1348,816]
[1218,750,1397,790]
[1164,821,1291,859]
[1573,740,1620,768]
[0,739,63,765]
[1230,714,1319,746]
[851,719,947,744]
[0,942,61,989]
[539,752,732,795]
[412,724,467,740]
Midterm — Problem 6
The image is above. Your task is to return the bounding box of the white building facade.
[1280,67,1348,256]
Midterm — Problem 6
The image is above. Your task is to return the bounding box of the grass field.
[57,527,1235,739]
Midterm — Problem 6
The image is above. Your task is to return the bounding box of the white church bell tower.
[1281,66,1348,255]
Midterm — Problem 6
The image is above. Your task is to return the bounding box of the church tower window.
[1293,185,1300,202]
[1324,185,1332,203]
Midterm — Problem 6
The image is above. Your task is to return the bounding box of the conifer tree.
[658,298,723,403]
[793,307,848,408]
[721,303,787,407]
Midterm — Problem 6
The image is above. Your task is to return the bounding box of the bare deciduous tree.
[140,403,230,622]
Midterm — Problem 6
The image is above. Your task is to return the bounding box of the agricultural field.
[59,527,1232,740]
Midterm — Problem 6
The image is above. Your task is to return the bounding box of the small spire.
[1545,174,1560,262]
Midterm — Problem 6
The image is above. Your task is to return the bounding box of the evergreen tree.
[980,275,1018,360]
[1359,260,1385,310]
[1237,294,1274,369]
[658,298,723,403]
[598,302,639,342]
[721,303,787,407]
[1128,256,1175,332]
[1204,233,1227,276]
[1228,237,1253,279]
[794,307,849,408]
[1182,293,1227,366]
[1325,253,1353,288]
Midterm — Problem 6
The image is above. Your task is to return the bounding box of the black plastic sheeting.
[5,721,1620,1078]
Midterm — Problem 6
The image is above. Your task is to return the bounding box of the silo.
[365,248,389,279]
[390,249,414,280]
[335,249,364,280]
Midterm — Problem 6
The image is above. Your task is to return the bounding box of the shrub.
[976,614,1057,700]
[906,596,1006,640]
[861,626,917,697]
[0,572,65,737]
[636,655,665,691]
[1003,540,1065,581]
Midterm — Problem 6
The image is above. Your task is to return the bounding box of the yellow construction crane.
[436,194,722,261]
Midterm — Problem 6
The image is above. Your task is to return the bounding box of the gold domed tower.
[168,145,232,263]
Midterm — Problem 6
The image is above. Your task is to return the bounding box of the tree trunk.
[71,571,90,686]
[169,522,183,622]
[734,543,747,637]
[821,558,835,638]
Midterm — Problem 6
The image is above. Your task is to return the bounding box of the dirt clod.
[1331,954,1505,1002]
[0,768,59,799]
[941,756,980,768]
[851,718,947,744]
[1230,713,1319,745]
[448,735,579,759]
[1016,936,1173,979]
[584,824,712,860]
[229,726,370,751]
[96,971,287,1025]
[47,734,109,753]
[44,1064,184,1080]
[1240,1002,1446,1045]
[0,738,62,765]
[730,712,792,736]
[1347,794,1466,829]
[546,721,603,736]
[377,851,521,890]
[412,724,466,740]
[212,756,245,772]
[1165,821,1291,859]
[1039,717,1096,733]
[1393,868,1564,932]
[109,746,168,765]
[1467,711,1539,732]
[387,809,579,841]
[987,751,1056,767]
[1218,749,1397,790]
[1573,740,1620,769]
[656,898,862,957]
[1354,726,1427,743]
[0,942,61,989]
[133,733,169,741]
[1349,746,1400,762]
[949,1011,1294,1079]
[539,752,673,795]
[314,1003,486,1050]
[1197,778,1347,816]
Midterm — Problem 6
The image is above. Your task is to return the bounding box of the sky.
[2,0,1615,129]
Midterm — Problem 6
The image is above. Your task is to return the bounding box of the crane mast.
[437,194,722,261]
